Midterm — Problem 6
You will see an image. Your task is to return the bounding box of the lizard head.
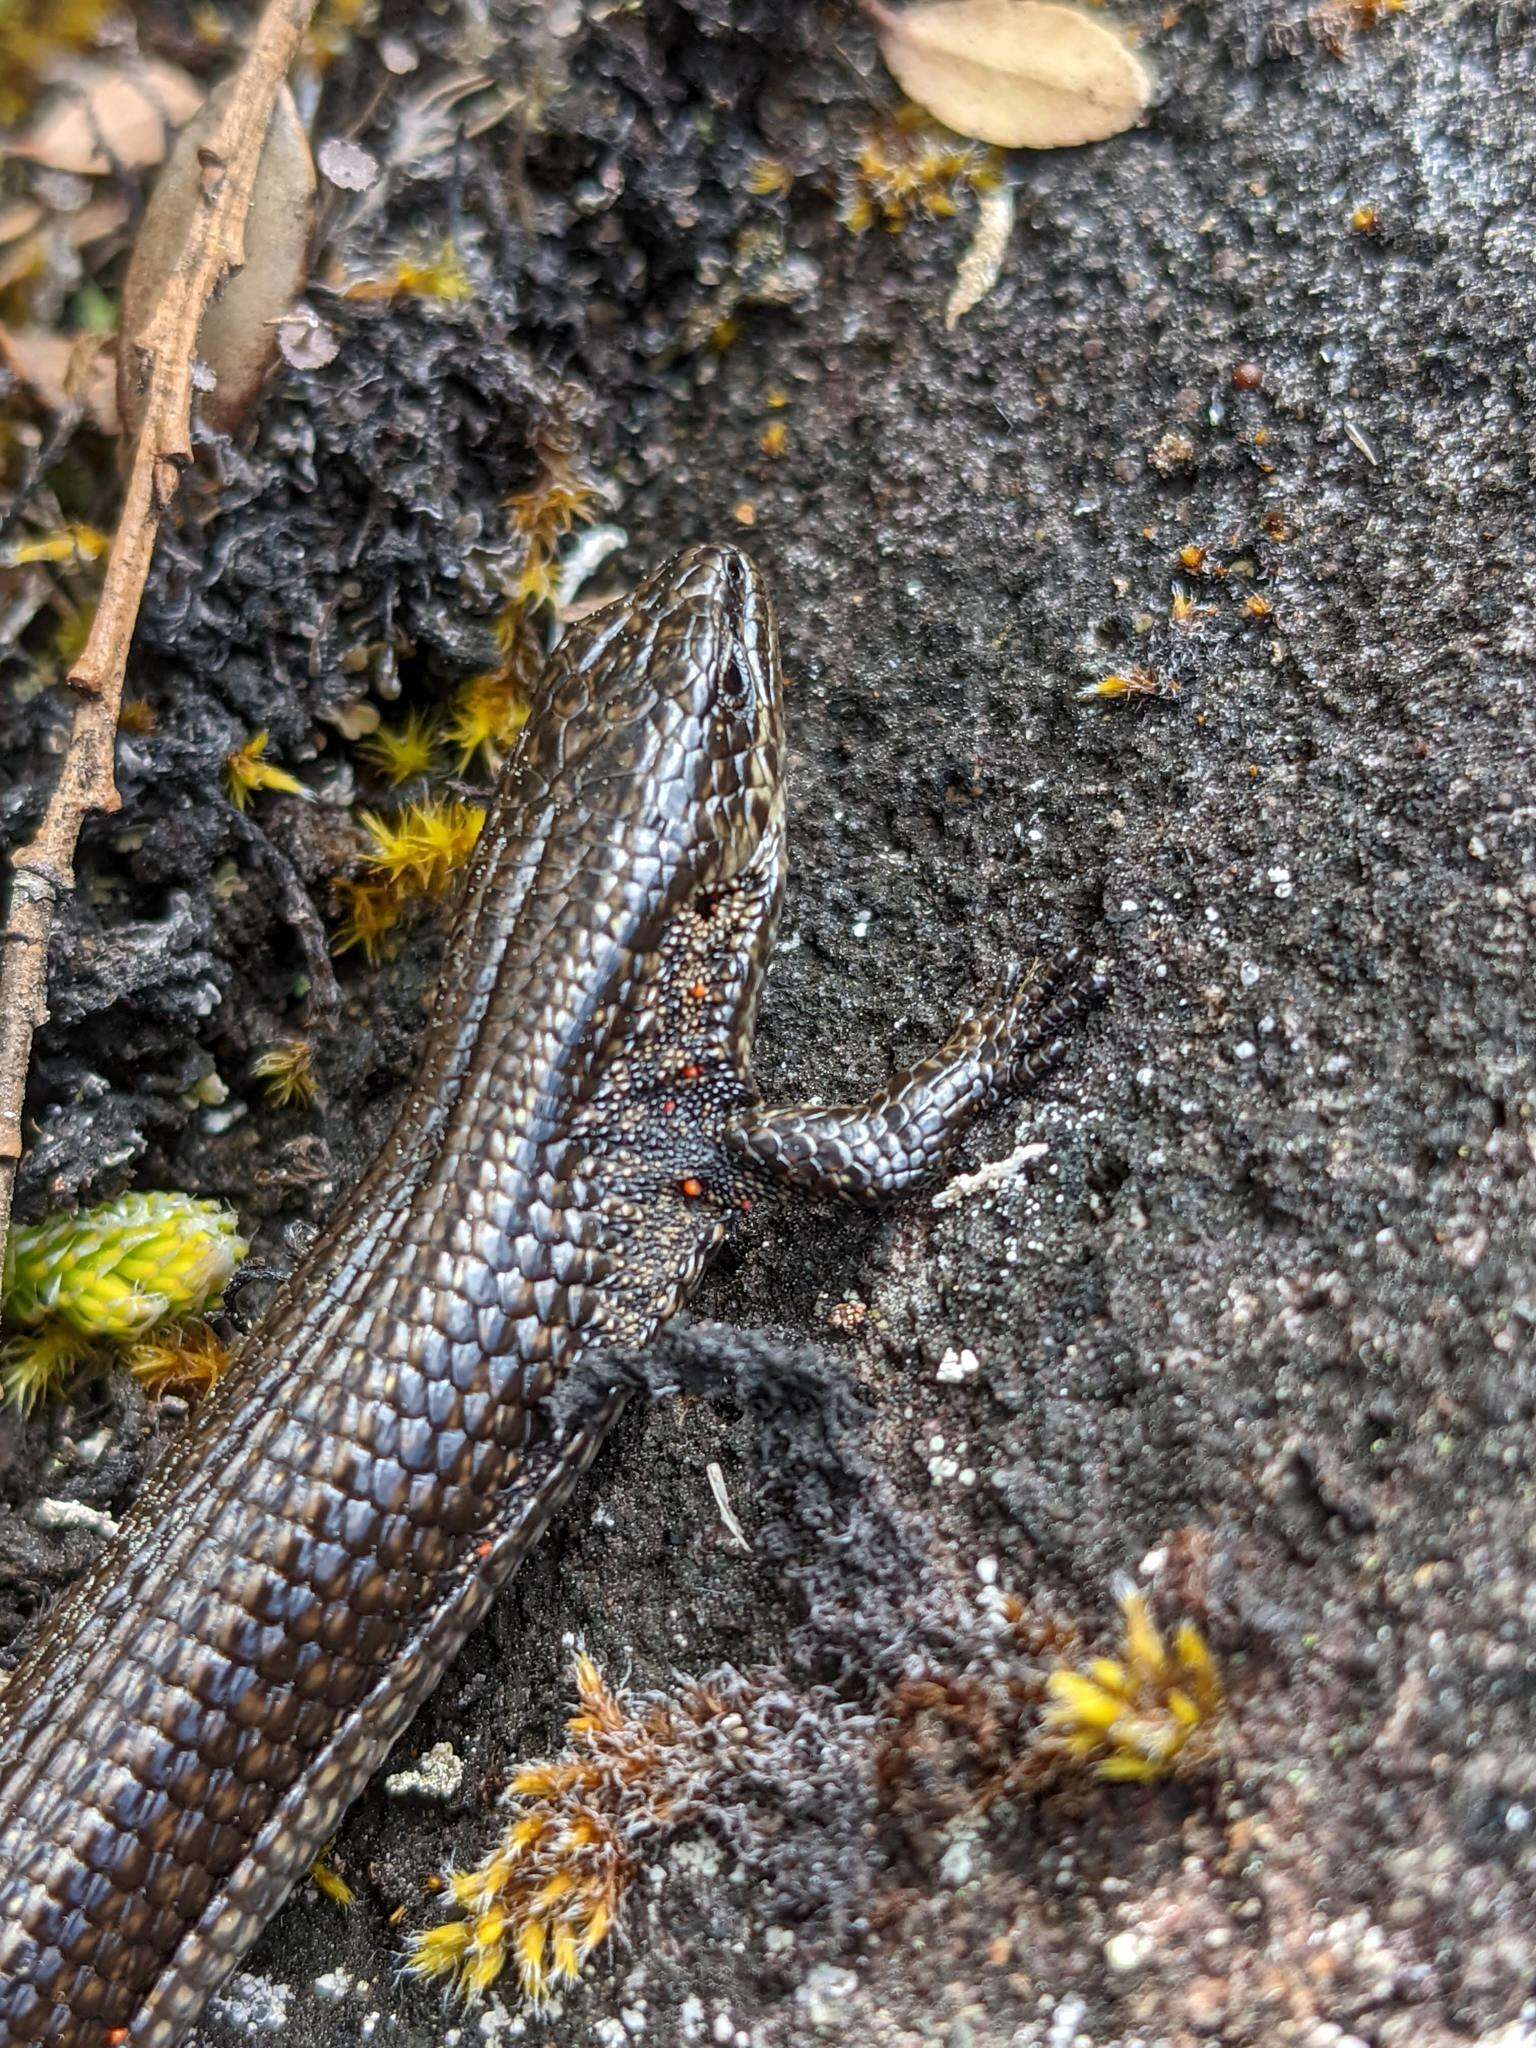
[514,544,787,1081]
[535,543,785,895]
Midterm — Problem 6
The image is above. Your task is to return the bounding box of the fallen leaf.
[8,59,203,176]
[946,179,1016,326]
[0,194,131,293]
[0,201,45,246]
[866,0,1151,150]
[69,194,135,248]
[119,80,316,438]
[0,326,120,433]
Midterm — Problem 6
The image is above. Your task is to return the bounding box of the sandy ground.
[3,2,1536,2043]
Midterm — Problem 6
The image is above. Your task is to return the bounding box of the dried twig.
[0,0,319,1268]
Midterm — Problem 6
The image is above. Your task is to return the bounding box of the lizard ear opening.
[717,644,758,712]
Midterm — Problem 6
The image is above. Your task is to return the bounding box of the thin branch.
[0,0,318,1267]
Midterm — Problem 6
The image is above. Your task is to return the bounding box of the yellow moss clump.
[1,1195,245,1412]
[445,670,529,772]
[506,475,597,556]
[1041,1589,1224,1782]
[841,107,1003,235]
[357,799,485,896]
[331,800,486,962]
[0,523,109,569]
[124,1318,230,1396]
[331,876,403,964]
[409,1657,760,2006]
[1077,667,1178,704]
[496,438,600,669]
[0,0,117,126]
[225,730,307,811]
[344,239,473,304]
[0,1323,106,1414]
[309,1851,355,1906]
[304,0,371,67]
[745,156,794,199]
[357,710,441,787]
[249,1037,318,1108]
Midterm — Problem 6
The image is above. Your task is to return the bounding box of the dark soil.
[3,2,1535,2044]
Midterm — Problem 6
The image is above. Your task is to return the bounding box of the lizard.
[0,544,1104,2045]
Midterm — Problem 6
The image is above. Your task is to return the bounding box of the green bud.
[3,1192,248,1342]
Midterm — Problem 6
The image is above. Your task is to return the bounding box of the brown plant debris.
[0,0,320,1278]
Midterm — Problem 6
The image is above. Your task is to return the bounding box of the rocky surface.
[3,2,1535,2043]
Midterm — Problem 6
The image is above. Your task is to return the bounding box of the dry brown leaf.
[119,80,315,438]
[0,196,131,293]
[0,201,45,246]
[866,0,1151,150]
[0,240,44,294]
[0,326,120,433]
[65,193,134,249]
[8,59,203,176]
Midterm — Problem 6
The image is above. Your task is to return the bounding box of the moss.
[357,711,441,788]
[1040,1589,1225,1783]
[249,1037,319,1109]
[225,730,308,812]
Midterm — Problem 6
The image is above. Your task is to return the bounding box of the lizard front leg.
[726,946,1107,1205]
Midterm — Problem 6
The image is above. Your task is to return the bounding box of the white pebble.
[1105,1929,1154,1973]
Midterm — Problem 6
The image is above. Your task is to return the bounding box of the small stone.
[383,1739,463,1800]
[1105,1929,1154,1973]
[796,1965,859,2027]
[1149,429,1198,475]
